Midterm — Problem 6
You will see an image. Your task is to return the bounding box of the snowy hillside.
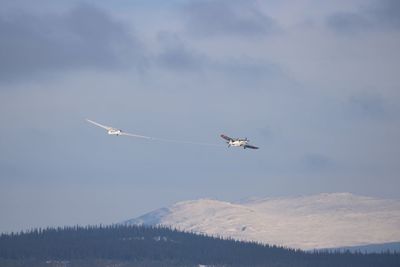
[124,193,400,250]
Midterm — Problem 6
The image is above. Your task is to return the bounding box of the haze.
[1,0,399,233]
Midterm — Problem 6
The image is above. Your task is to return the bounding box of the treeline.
[0,224,399,267]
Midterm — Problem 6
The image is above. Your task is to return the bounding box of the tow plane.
[220,134,259,149]
[86,119,151,139]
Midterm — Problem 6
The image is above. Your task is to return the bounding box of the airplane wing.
[86,119,112,130]
[120,132,153,139]
[220,134,234,141]
[244,144,259,149]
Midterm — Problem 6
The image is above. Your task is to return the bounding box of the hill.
[124,193,400,250]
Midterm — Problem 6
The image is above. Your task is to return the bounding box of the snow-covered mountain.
[123,193,400,250]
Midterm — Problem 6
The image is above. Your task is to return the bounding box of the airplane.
[86,119,151,139]
[220,134,259,149]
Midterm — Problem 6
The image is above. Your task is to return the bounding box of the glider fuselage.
[107,128,122,135]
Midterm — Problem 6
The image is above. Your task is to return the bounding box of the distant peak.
[122,193,400,250]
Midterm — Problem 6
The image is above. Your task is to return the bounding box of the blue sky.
[0,0,399,233]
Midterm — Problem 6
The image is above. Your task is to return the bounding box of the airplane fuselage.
[221,134,259,149]
[228,139,248,148]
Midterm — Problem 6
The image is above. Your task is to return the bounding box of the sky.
[0,0,399,233]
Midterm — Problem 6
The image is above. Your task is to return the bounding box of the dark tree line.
[0,224,399,267]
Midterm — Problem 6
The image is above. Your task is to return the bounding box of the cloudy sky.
[1,0,399,233]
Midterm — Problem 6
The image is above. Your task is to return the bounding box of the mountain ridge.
[124,193,400,250]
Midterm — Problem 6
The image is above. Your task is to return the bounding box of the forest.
[0,224,399,267]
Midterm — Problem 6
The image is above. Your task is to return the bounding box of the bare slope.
[124,193,400,250]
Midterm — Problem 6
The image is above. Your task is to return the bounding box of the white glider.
[86,119,151,139]
[86,119,224,147]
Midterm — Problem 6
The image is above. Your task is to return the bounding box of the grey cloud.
[257,125,273,139]
[181,0,278,38]
[213,58,296,92]
[155,32,205,71]
[0,4,145,82]
[302,153,336,172]
[326,13,371,34]
[348,92,386,119]
[369,0,400,28]
[326,0,400,33]
[153,31,291,90]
